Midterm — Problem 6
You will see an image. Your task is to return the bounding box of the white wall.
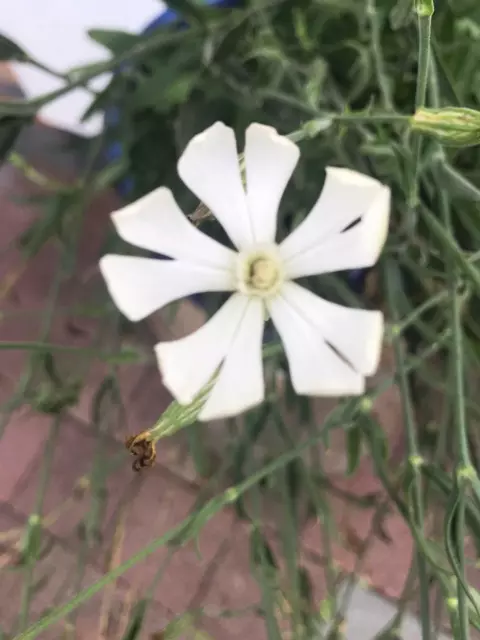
[2,0,166,136]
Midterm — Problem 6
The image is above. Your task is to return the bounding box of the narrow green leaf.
[438,162,480,201]
[93,158,129,191]
[444,487,480,621]
[87,29,140,55]
[100,347,145,365]
[91,375,118,426]
[390,0,414,30]
[120,599,148,640]
[20,515,42,564]
[298,565,314,609]
[18,192,72,258]
[186,423,212,478]
[250,527,278,577]
[0,33,28,61]
[346,425,363,476]
[285,459,304,505]
[166,0,207,25]
[161,613,197,639]
[0,116,29,162]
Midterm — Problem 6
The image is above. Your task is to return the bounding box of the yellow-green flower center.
[237,246,284,298]
[249,258,278,290]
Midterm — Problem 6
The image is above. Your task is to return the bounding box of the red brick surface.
[0,141,412,639]
[200,523,266,639]
[0,408,51,502]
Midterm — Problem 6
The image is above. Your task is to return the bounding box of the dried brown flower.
[125,431,157,472]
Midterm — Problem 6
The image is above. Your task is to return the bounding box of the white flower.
[100,122,390,422]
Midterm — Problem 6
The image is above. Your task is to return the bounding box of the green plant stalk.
[438,162,480,201]
[16,415,61,632]
[420,205,480,293]
[414,9,433,113]
[438,192,471,466]
[436,155,473,640]
[408,2,433,212]
[385,259,431,640]
[366,0,393,110]
[261,85,411,121]
[457,482,471,639]
[186,423,212,478]
[15,235,74,631]
[395,288,449,335]
[250,472,283,640]
[304,432,338,605]
[427,49,478,637]
[8,152,72,191]
[273,413,322,636]
[439,179,473,636]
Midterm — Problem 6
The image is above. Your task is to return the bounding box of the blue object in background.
[348,268,368,293]
[104,0,240,198]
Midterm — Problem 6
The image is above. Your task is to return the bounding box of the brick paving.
[0,66,421,639]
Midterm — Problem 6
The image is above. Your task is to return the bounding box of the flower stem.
[288,112,411,143]
[385,259,431,640]
[438,180,472,639]
[333,113,410,123]
[414,3,433,112]
[366,0,393,110]
[429,55,475,639]
[407,0,433,223]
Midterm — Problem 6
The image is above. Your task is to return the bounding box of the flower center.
[237,246,284,298]
[249,258,277,290]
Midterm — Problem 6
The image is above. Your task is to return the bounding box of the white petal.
[268,285,365,396]
[100,255,235,322]
[277,283,383,376]
[110,186,235,269]
[199,298,265,421]
[155,294,249,405]
[177,122,253,250]
[245,123,299,244]
[280,167,390,263]
[283,179,390,278]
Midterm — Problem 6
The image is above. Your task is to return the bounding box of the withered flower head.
[125,431,157,472]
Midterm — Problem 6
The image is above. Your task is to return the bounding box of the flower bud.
[415,0,434,17]
[411,107,480,147]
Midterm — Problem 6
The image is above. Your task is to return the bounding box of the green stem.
[366,0,393,110]
[385,259,431,640]
[287,112,411,144]
[262,88,410,124]
[333,113,409,124]
[16,416,61,632]
[186,423,212,478]
[414,7,433,114]
[457,482,471,639]
[395,288,449,334]
[408,1,433,216]
[429,51,473,638]
[419,204,480,293]
[438,179,471,638]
